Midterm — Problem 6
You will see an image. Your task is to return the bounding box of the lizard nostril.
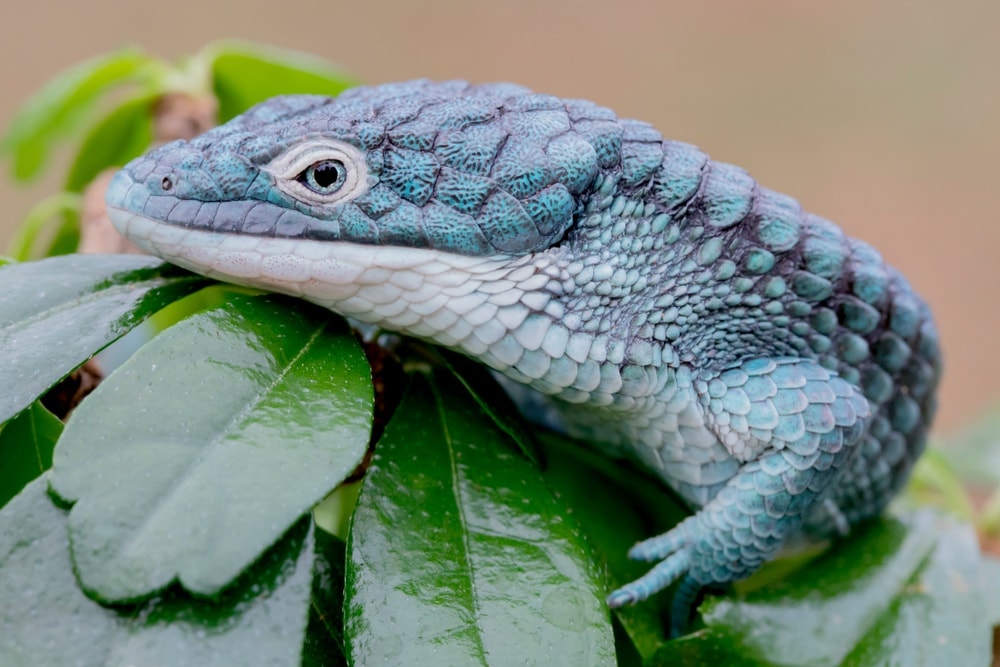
[161,176,174,192]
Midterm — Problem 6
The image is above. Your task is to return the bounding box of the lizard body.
[105,80,940,625]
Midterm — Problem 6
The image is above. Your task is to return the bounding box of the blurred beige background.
[1,0,997,434]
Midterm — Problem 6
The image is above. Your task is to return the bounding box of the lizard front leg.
[607,358,870,633]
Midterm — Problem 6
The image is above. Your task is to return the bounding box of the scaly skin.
[104,80,941,630]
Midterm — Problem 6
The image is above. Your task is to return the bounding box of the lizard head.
[105,79,618,257]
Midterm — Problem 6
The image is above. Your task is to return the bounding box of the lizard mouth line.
[107,206,516,285]
[106,205,538,332]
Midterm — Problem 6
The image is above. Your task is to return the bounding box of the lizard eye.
[266,137,369,206]
[298,160,347,194]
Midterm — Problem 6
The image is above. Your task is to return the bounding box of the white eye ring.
[265,137,369,205]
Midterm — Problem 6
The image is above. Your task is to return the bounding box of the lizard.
[103,79,941,631]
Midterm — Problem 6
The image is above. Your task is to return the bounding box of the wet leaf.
[50,293,373,602]
[345,370,615,666]
[438,348,543,466]
[0,477,322,667]
[649,512,992,666]
[0,254,210,425]
[842,516,989,665]
[537,431,688,660]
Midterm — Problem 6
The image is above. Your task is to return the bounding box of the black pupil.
[312,160,344,188]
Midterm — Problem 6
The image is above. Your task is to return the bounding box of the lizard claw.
[606,550,692,607]
[605,588,639,609]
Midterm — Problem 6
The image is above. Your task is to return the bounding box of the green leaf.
[841,516,990,666]
[65,94,156,192]
[50,293,373,602]
[0,477,322,667]
[650,512,992,666]
[208,42,357,122]
[6,192,81,260]
[537,431,688,659]
[438,348,544,466]
[2,48,155,181]
[0,254,210,425]
[303,528,349,667]
[0,401,63,509]
[345,370,616,666]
